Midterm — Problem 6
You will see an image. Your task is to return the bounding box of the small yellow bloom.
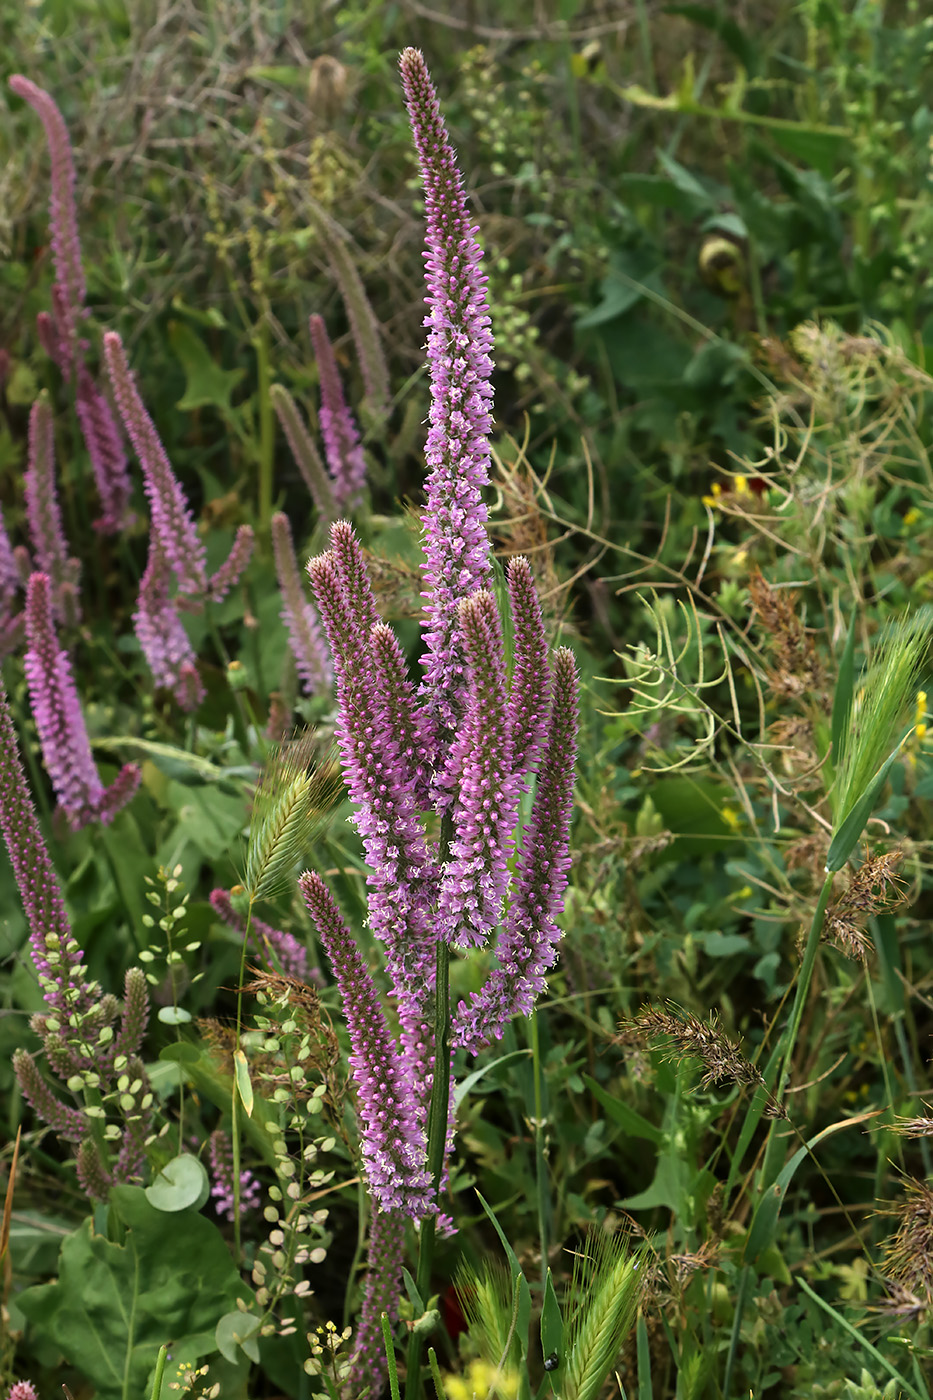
[720,805,741,831]
[442,1359,521,1400]
[904,507,921,527]
[734,474,749,494]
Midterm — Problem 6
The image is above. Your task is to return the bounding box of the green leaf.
[745,1116,867,1261]
[825,728,911,871]
[540,1268,563,1369]
[454,1050,530,1109]
[215,1310,261,1365]
[145,1154,210,1213]
[582,1076,663,1143]
[157,1006,192,1025]
[16,1187,249,1400]
[169,321,245,414]
[474,1193,532,1360]
[234,1049,254,1118]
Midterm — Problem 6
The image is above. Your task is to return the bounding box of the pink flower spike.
[6,1379,40,1400]
[24,397,80,622]
[134,545,204,710]
[24,572,139,829]
[271,512,331,696]
[75,364,133,533]
[451,646,578,1053]
[104,330,207,599]
[439,590,522,949]
[10,76,86,367]
[399,48,495,738]
[299,870,434,1219]
[208,523,254,603]
[308,314,367,511]
[506,556,551,780]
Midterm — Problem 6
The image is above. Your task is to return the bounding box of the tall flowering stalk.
[271,512,332,696]
[133,546,205,711]
[11,77,134,533]
[24,397,81,622]
[293,51,578,1399]
[308,314,368,511]
[0,678,152,1201]
[24,571,140,827]
[9,75,84,372]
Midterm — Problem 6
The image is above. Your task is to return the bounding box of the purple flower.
[209,1130,261,1221]
[299,871,433,1218]
[347,1207,405,1400]
[24,397,80,623]
[208,523,254,603]
[506,555,552,778]
[307,537,438,998]
[308,314,367,511]
[133,545,204,710]
[75,363,133,534]
[439,590,522,949]
[399,47,495,740]
[24,571,140,828]
[104,330,207,599]
[0,505,20,612]
[271,512,331,696]
[0,676,93,1021]
[210,887,309,980]
[451,647,578,1052]
[10,76,85,372]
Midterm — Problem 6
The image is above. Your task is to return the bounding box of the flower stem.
[406,812,453,1399]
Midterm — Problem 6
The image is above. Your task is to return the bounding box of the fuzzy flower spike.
[25,571,140,827]
[399,47,495,744]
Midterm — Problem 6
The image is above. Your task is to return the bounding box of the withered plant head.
[748,568,825,700]
[890,1104,933,1139]
[822,849,908,961]
[618,1004,765,1095]
[877,1177,933,1298]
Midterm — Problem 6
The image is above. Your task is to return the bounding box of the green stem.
[406,813,454,1400]
[761,871,834,1187]
[254,317,274,538]
[231,897,255,1263]
[529,1008,550,1289]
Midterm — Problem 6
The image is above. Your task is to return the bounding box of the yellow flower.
[442,1359,521,1400]
[734,474,749,494]
[904,507,921,528]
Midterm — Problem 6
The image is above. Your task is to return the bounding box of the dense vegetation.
[3,3,933,1398]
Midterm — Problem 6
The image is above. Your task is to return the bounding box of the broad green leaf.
[216,1310,261,1365]
[16,1187,249,1400]
[158,1005,192,1025]
[169,321,245,414]
[145,1154,210,1214]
